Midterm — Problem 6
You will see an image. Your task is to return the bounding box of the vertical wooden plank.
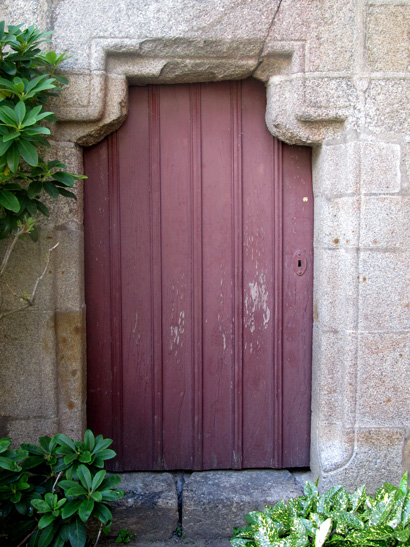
[160,84,194,469]
[149,86,164,470]
[231,81,244,470]
[108,132,124,470]
[116,87,155,470]
[273,138,283,469]
[190,84,204,470]
[282,144,313,467]
[241,78,276,468]
[84,140,113,444]
[201,81,235,469]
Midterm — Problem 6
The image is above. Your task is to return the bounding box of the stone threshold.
[102,469,308,545]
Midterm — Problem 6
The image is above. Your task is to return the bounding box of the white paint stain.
[222,333,226,351]
[133,312,141,344]
[170,310,185,351]
[244,270,271,335]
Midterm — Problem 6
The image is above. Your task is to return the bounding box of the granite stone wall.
[0,0,409,492]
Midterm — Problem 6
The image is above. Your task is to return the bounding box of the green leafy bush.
[0,20,85,240]
[0,429,124,546]
[231,473,410,546]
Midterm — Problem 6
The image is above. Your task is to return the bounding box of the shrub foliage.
[232,473,410,547]
[0,430,124,546]
[0,21,85,241]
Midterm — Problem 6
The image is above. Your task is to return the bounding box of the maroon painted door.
[84,79,313,471]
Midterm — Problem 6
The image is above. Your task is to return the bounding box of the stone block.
[360,196,410,249]
[311,328,357,428]
[358,251,410,331]
[55,309,86,437]
[315,196,360,248]
[304,78,358,110]
[267,0,355,72]
[53,221,84,311]
[313,142,360,196]
[315,425,355,474]
[107,473,178,541]
[6,418,59,448]
[0,311,57,418]
[359,142,401,194]
[320,429,405,494]
[366,5,410,72]
[183,470,303,540]
[365,79,410,134]
[51,0,275,71]
[357,332,410,427]
[314,249,359,330]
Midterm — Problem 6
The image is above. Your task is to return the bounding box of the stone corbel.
[255,40,352,145]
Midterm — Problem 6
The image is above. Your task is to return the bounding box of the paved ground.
[101,469,310,545]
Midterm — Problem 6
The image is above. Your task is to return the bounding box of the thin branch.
[0,241,59,321]
[52,470,62,493]
[16,526,37,547]
[93,522,103,547]
[0,228,25,277]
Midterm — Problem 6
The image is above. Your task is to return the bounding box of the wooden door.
[84,79,313,471]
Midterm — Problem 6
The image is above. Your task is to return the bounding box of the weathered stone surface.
[360,196,410,249]
[311,328,357,428]
[55,308,86,438]
[358,251,410,331]
[359,141,401,194]
[320,429,405,494]
[313,142,360,196]
[107,473,178,541]
[51,0,277,71]
[0,310,57,419]
[183,471,303,540]
[267,0,355,72]
[366,5,410,72]
[357,333,410,427]
[314,196,360,248]
[314,249,358,330]
[365,79,410,134]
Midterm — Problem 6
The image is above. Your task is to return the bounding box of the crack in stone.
[257,0,284,63]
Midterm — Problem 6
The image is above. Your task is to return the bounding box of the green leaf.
[38,513,55,530]
[96,448,116,460]
[17,139,38,166]
[101,488,124,502]
[400,472,408,494]
[20,443,43,456]
[43,180,59,199]
[57,188,76,200]
[15,101,26,124]
[66,485,88,497]
[52,171,75,187]
[38,521,58,547]
[78,451,92,463]
[38,436,54,452]
[91,491,103,502]
[0,438,12,453]
[92,502,112,525]
[0,455,21,471]
[77,464,92,491]
[61,499,81,519]
[79,498,94,522]
[0,105,18,125]
[91,469,106,491]
[0,190,20,212]
[6,143,20,172]
[54,433,76,452]
[68,518,86,547]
